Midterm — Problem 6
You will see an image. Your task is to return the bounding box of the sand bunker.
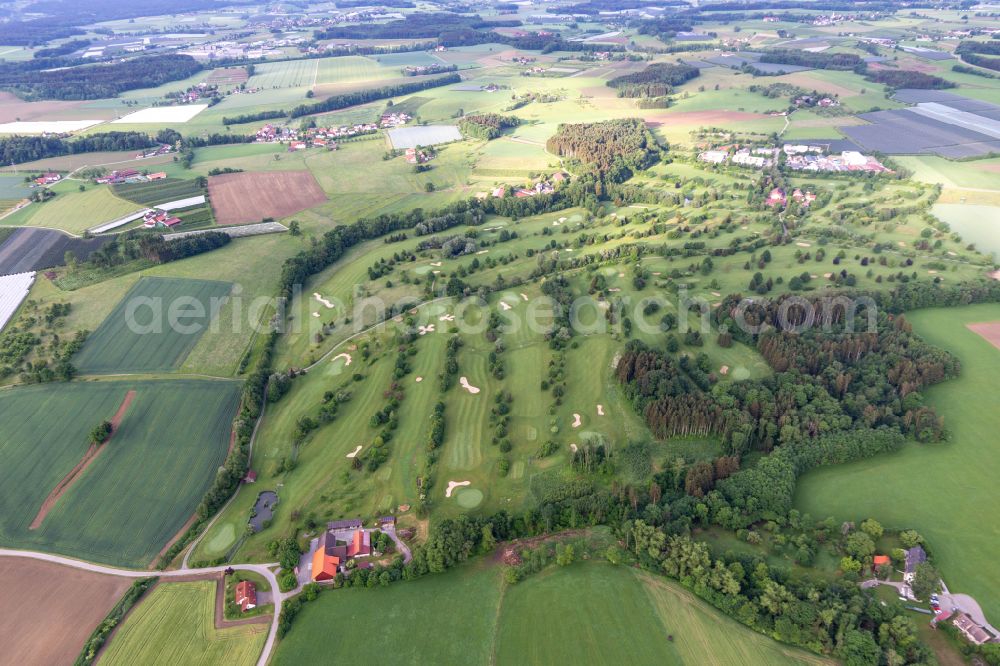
[312,312,320,318]
[445,480,471,497]
[500,301,512,311]
[430,261,442,267]
[418,324,436,335]
[460,377,481,394]
[597,404,605,416]
[796,242,811,248]
[520,293,529,301]
[346,445,363,458]
[415,376,423,383]
[477,250,489,255]
[314,293,335,309]
[720,365,730,375]
[570,443,578,453]
[439,314,455,322]
[332,352,352,366]
[572,413,582,428]
[608,288,621,293]
[559,217,567,222]
[823,272,833,278]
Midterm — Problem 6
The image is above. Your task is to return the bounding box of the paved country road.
[0,549,283,666]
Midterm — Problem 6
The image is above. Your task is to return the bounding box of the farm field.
[0,558,133,666]
[0,379,240,566]
[796,303,1000,625]
[112,177,203,207]
[208,170,327,225]
[101,581,268,666]
[274,559,830,666]
[931,203,1000,260]
[0,184,143,235]
[73,277,233,374]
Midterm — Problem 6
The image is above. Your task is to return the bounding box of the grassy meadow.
[273,559,831,666]
[101,581,267,666]
[796,303,1000,624]
[0,379,240,567]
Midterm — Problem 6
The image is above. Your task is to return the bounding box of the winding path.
[0,549,284,666]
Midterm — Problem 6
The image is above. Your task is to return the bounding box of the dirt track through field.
[208,171,327,225]
[28,390,136,529]
[967,321,1000,351]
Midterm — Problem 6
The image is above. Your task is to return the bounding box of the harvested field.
[0,558,132,666]
[967,322,1000,351]
[0,92,117,124]
[207,67,250,85]
[644,110,771,126]
[0,227,110,276]
[208,171,327,225]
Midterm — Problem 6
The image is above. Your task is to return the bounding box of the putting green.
[455,488,484,509]
[204,522,236,555]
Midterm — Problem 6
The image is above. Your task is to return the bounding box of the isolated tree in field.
[89,420,113,445]
[911,563,941,600]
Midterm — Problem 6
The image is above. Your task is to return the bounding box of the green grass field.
[101,581,267,666]
[73,277,233,374]
[796,303,1000,624]
[273,560,831,666]
[0,183,143,234]
[0,379,240,566]
[112,177,203,207]
[931,203,1000,260]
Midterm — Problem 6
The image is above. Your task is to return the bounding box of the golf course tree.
[89,420,113,446]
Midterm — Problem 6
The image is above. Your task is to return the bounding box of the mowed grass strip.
[273,560,828,666]
[101,581,267,666]
[74,276,232,374]
[0,379,240,567]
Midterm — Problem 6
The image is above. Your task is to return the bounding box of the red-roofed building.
[312,549,340,581]
[234,580,257,612]
[243,470,257,484]
[873,555,891,568]
[766,187,786,207]
[347,529,371,558]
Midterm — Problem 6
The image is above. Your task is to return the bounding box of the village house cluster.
[256,112,412,150]
[699,144,889,173]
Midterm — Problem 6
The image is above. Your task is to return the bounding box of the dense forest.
[617,294,965,457]
[0,132,157,166]
[457,113,520,140]
[0,54,202,100]
[954,42,1000,73]
[864,69,955,89]
[606,62,700,98]
[757,49,865,71]
[313,12,520,40]
[546,119,661,183]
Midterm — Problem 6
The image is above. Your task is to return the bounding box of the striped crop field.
[73,276,232,374]
[0,379,240,567]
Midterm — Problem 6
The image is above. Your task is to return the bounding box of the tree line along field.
[0,379,240,567]
[73,277,234,374]
[796,303,1000,624]
[273,558,830,666]
[0,182,144,235]
[100,581,268,666]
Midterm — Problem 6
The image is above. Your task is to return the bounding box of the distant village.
[254,112,412,150]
